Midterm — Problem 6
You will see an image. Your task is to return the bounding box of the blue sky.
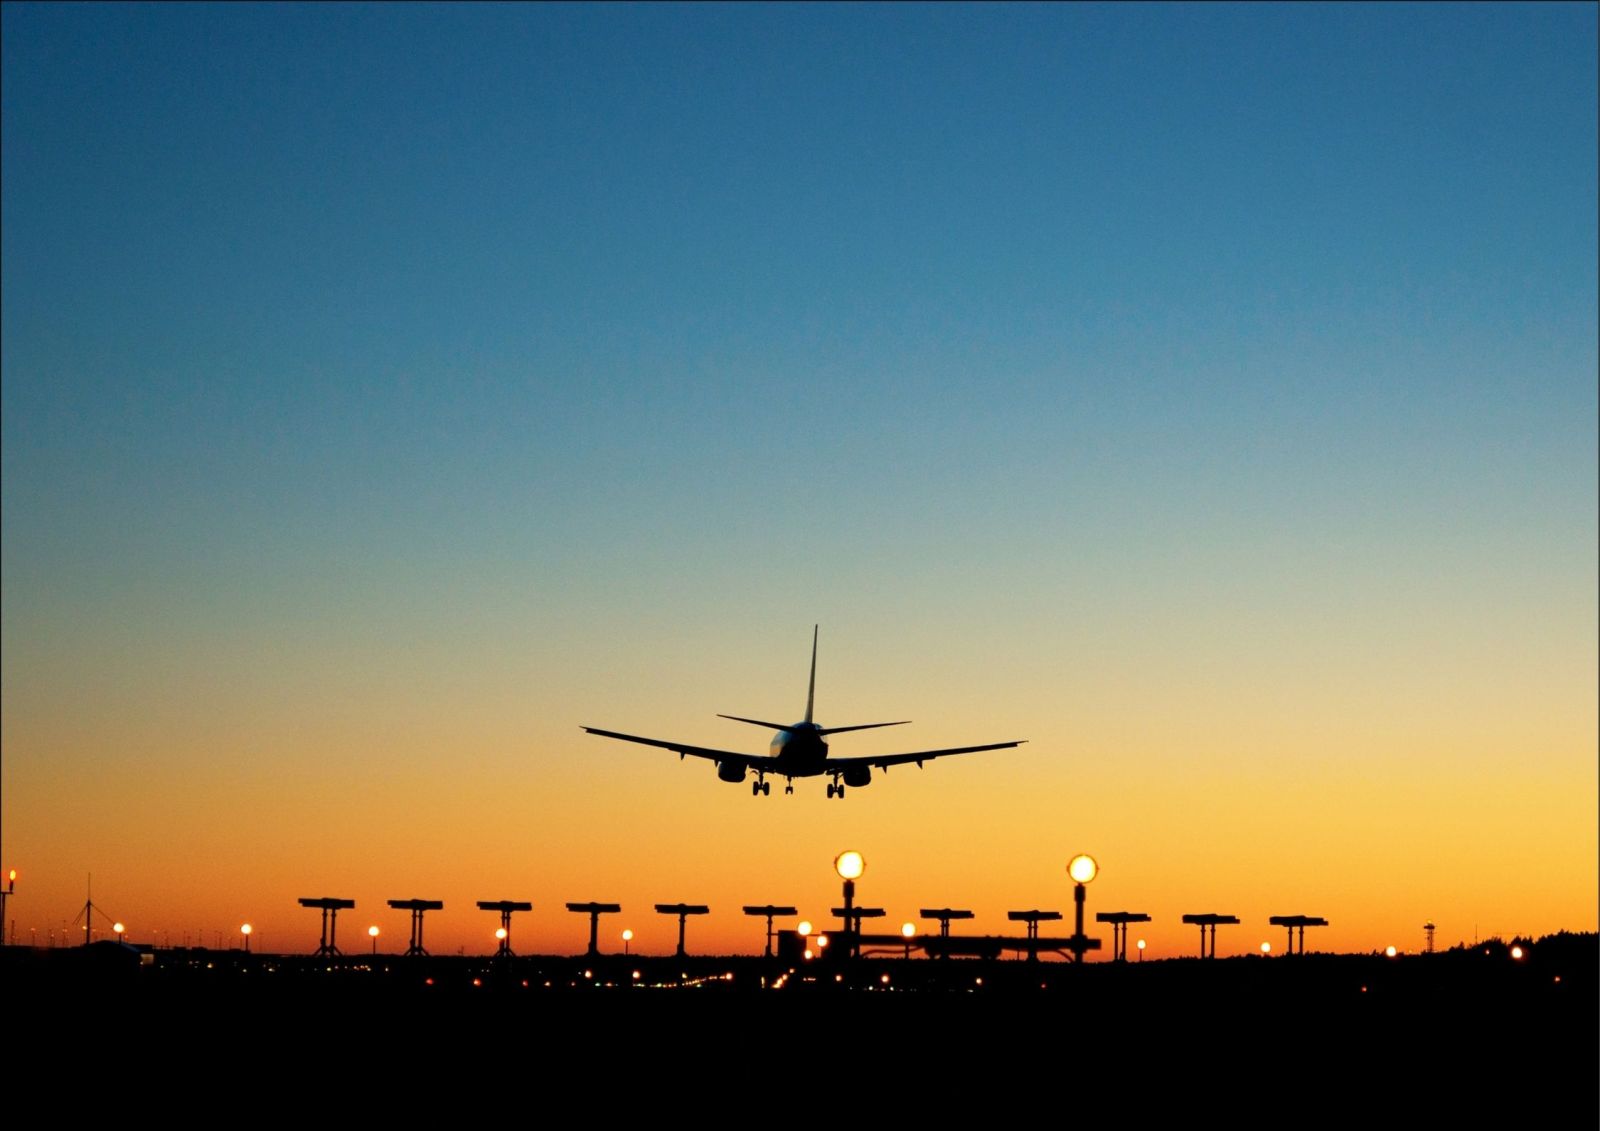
[2,4,1595,951]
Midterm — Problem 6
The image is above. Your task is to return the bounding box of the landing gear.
[784,783,794,795]
[826,782,846,799]
[752,778,770,797]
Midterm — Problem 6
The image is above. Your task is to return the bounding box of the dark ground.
[5,935,1593,1116]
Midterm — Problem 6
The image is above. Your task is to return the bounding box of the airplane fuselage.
[769,722,830,775]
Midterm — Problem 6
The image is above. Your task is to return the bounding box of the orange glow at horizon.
[1,624,1593,959]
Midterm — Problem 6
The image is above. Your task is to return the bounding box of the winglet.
[804,624,818,725]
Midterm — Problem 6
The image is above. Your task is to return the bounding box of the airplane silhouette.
[583,626,1024,798]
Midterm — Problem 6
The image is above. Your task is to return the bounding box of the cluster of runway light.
[2,855,1476,962]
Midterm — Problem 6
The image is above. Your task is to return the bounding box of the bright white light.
[622,929,634,941]
[901,922,916,938]
[1510,945,1524,960]
[240,923,253,937]
[835,851,865,880]
[1261,942,1271,954]
[1385,945,1398,958]
[368,926,380,938]
[1067,854,1098,884]
[1136,939,1146,951]
[797,920,812,937]
[495,927,508,940]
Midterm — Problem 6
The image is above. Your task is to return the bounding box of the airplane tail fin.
[804,624,818,725]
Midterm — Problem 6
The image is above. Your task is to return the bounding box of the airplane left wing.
[828,740,1026,771]
[581,726,775,770]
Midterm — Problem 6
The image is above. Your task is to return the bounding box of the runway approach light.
[1510,945,1524,960]
[835,851,865,880]
[797,920,813,937]
[1068,854,1098,884]
[901,922,916,938]
[1385,945,1398,957]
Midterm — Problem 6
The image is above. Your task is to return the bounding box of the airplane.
[583,626,1025,798]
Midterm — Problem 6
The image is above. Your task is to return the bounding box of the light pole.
[835,851,865,959]
[1137,938,1146,962]
[901,922,915,960]
[368,925,380,955]
[622,928,633,955]
[1066,854,1098,962]
[1,869,15,944]
[241,923,253,954]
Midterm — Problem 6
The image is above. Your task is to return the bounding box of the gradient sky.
[3,3,1595,959]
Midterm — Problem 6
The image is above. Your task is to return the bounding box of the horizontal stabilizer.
[717,713,792,731]
[817,720,911,736]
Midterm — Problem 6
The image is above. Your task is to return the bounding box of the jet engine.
[717,762,746,783]
[842,764,872,788]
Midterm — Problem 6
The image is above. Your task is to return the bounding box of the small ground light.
[631,970,641,980]
[880,973,890,984]
[804,949,814,960]
[1510,945,1524,959]
[1385,945,1398,957]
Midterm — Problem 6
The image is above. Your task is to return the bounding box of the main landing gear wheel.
[752,780,771,796]
[827,783,846,799]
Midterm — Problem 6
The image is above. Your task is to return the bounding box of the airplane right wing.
[828,740,1026,771]
[581,726,776,771]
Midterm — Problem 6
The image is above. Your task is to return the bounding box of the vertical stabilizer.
[804,625,818,724]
